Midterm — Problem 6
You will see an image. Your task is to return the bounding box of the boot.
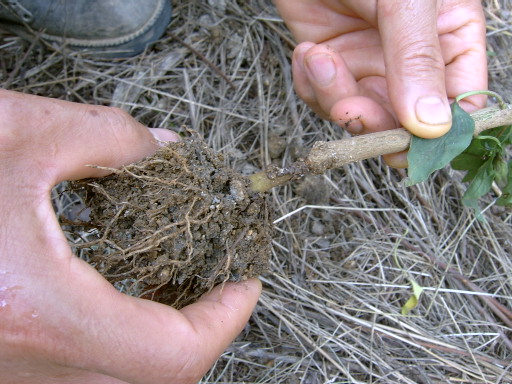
[0,0,172,57]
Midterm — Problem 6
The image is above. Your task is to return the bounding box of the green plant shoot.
[401,278,424,316]
[406,90,512,217]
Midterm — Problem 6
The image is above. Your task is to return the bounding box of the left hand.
[0,89,261,384]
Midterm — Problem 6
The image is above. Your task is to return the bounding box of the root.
[71,134,273,308]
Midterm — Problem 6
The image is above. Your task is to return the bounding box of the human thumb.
[0,90,180,184]
[378,0,451,139]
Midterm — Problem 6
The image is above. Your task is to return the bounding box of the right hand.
[275,0,487,167]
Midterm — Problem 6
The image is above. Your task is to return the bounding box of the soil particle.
[295,175,331,205]
[267,133,287,159]
[72,133,272,308]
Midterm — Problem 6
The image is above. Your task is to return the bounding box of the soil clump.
[73,133,272,308]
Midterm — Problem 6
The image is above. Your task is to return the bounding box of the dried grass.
[1,0,511,383]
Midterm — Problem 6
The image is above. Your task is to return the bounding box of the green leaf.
[401,279,424,316]
[463,158,496,200]
[483,125,512,145]
[501,126,512,145]
[451,139,488,182]
[497,195,512,206]
[477,135,503,152]
[406,102,474,185]
[497,162,512,207]
[451,138,488,165]
[497,192,512,206]
[494,158,508,188]
[451,135,503,182]
[462,158,496,217]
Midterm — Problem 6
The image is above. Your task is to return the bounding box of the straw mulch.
[1,1,510,383]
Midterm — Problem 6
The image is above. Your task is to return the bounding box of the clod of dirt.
[72,133,272,308]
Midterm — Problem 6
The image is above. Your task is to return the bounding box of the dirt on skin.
[72,133,272,308]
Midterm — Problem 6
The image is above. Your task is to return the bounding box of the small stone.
[311,221,325,236]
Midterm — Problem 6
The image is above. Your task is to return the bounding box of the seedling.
[251,92,512,221]
[73,92,512,308]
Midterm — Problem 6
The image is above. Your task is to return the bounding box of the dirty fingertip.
[238,278,262,293]
[149,128,180,145]
[210,278,262,300]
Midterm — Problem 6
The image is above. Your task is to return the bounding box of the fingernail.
[415,96,451,126]
[383,151,409,169]
[295,45,310,70]
[149,128,180,146]
[306,53,336,86]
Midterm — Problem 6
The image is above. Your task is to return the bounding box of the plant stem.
[249,104,512,192]
[305,128,411,174]
[455,90,507,109]
[306,104,512,174]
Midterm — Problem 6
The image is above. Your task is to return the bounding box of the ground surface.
[1,1,511,383]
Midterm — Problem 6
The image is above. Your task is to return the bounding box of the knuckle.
[104,105,142,138]
[98,105,133,131]
[395,40,445,77]
[0,91,33,154]
[106,105,132,122]
[379,0,413,17]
